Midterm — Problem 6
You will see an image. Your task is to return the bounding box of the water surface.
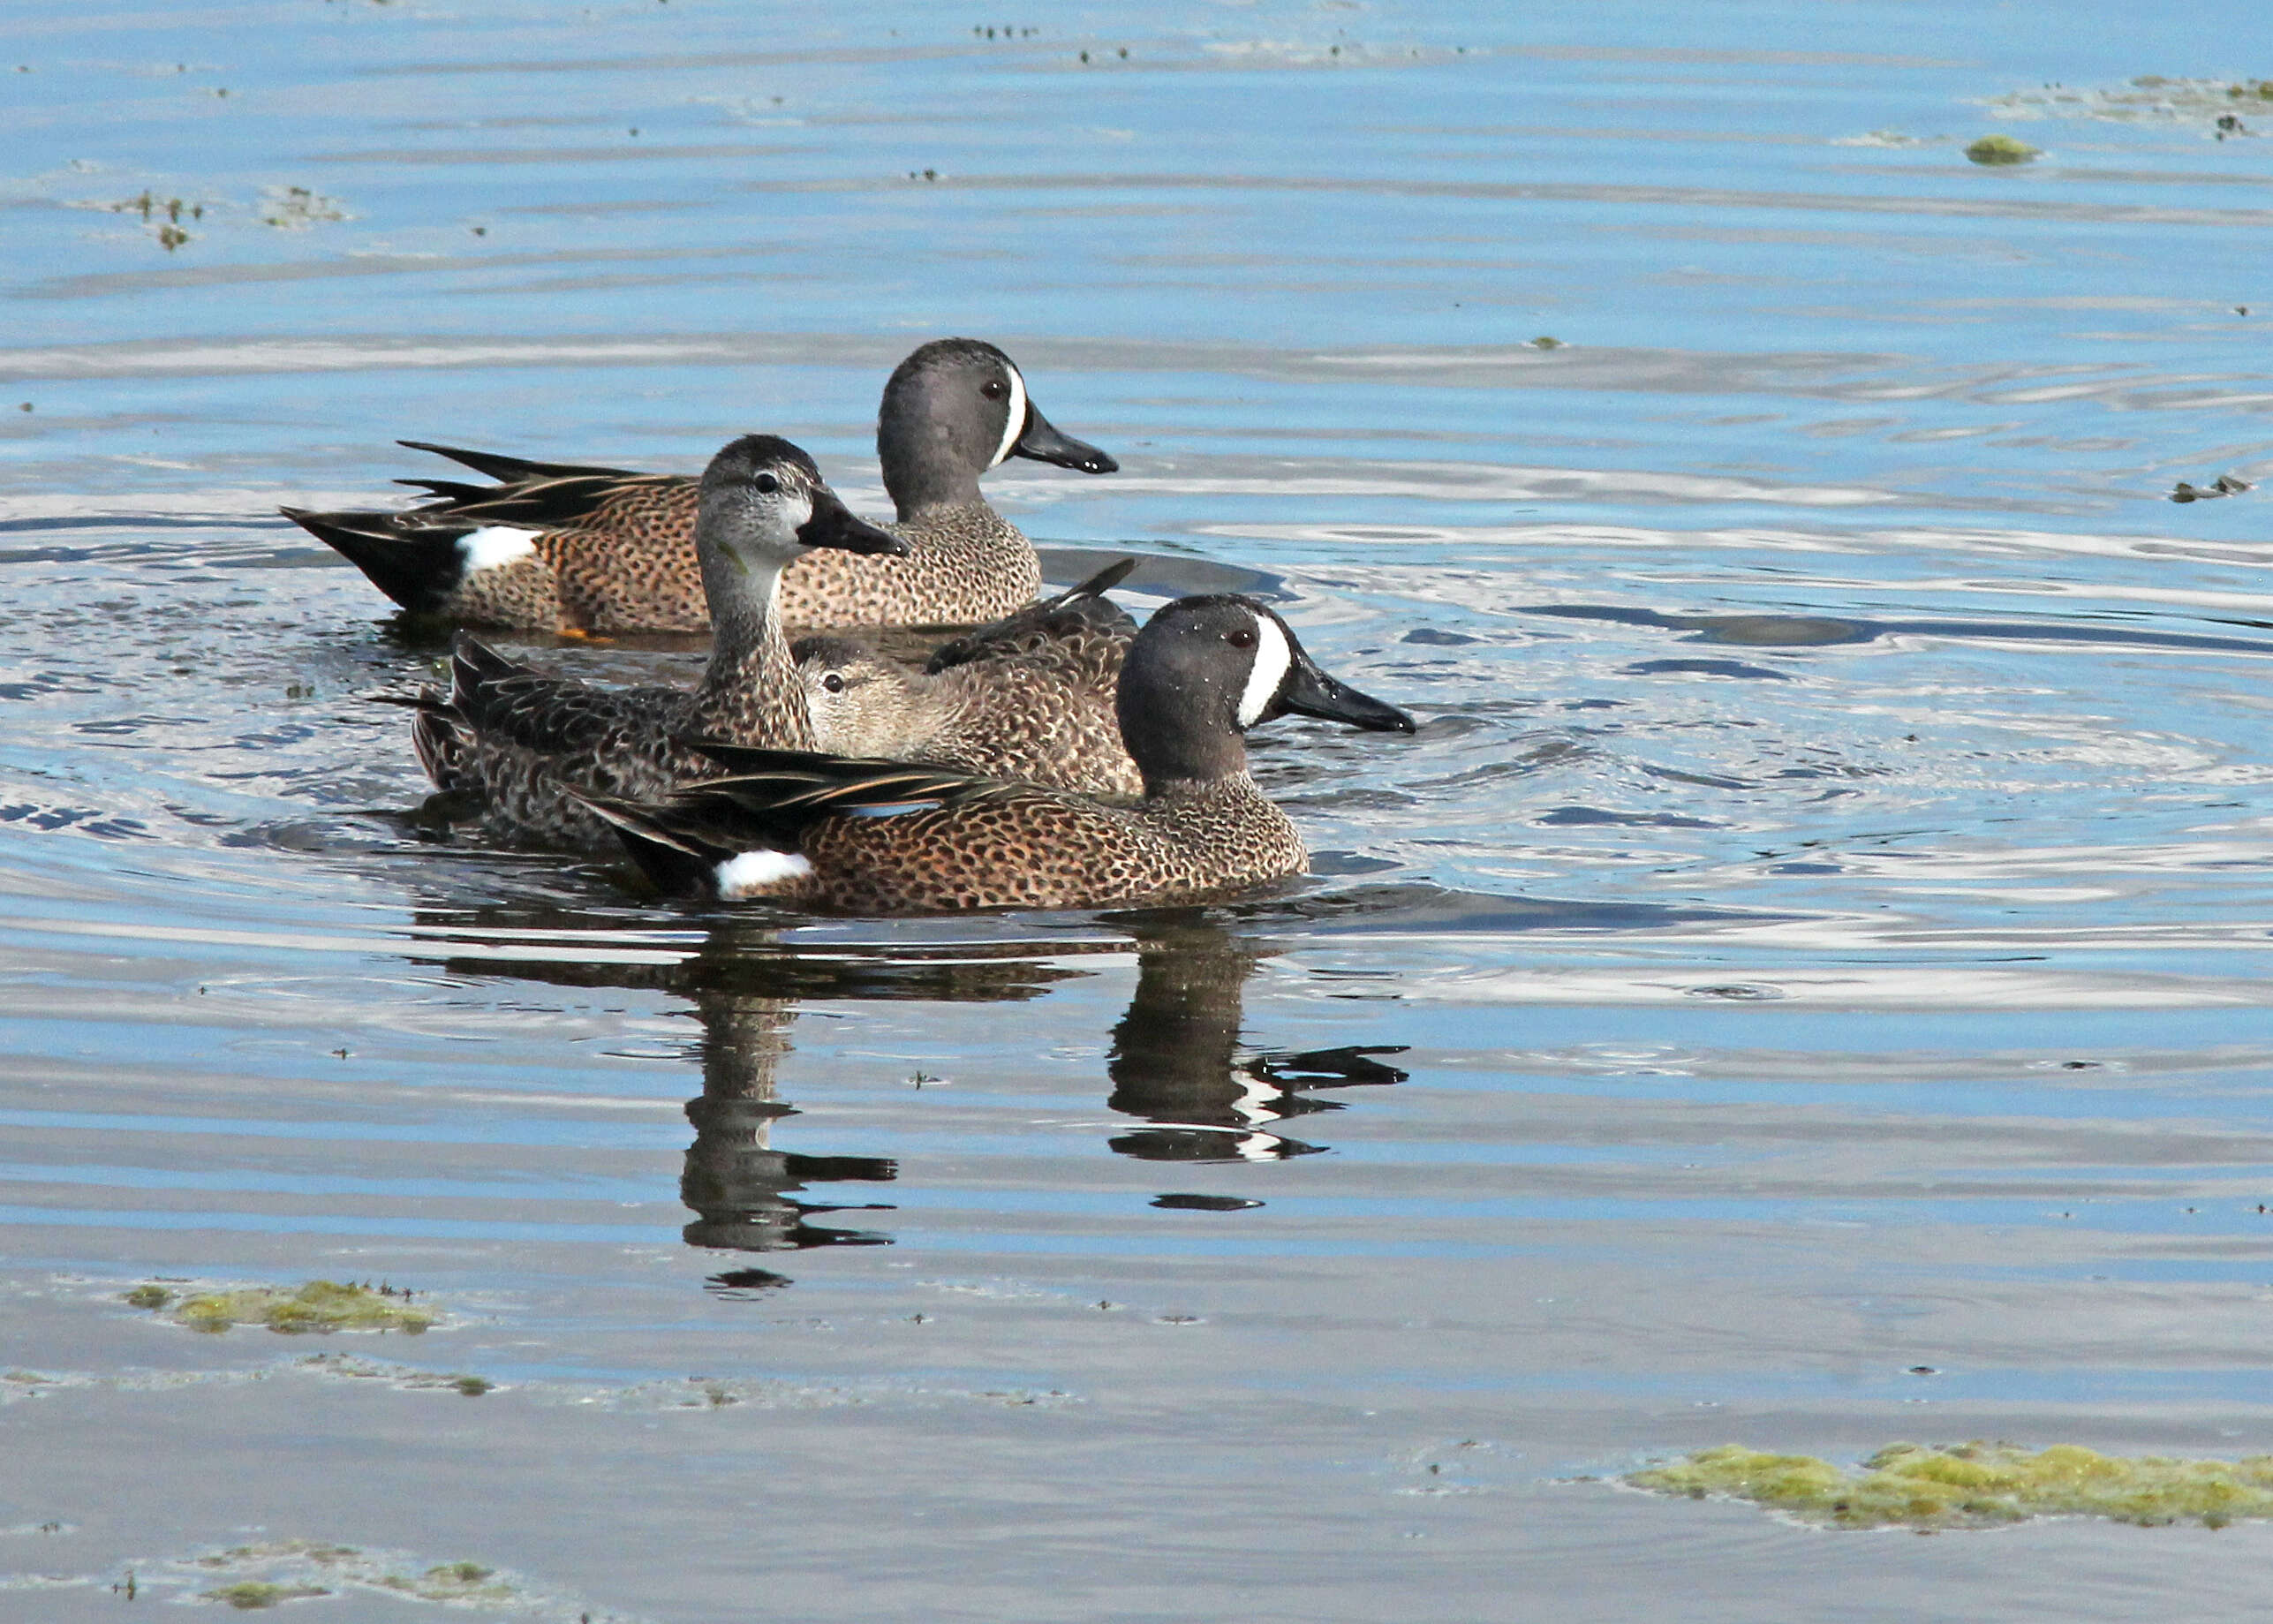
[4,3,2273,1619]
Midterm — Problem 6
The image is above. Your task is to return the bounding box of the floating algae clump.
[146,1280,434,1335]
[376,1561,516,1603]
[1628,1442,2273,1529]
[201,1581,328,1608]
[1967,134,2041,164]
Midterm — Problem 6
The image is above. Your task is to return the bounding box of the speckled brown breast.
[783,502,1040,629]
[434,483,1042,635]
[781,775,1307,915]
[923,652,1139,797]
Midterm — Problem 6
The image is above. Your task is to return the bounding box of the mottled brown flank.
[441,552,563,630]
[803,637,1137,797]
[436,480,1040,634]
[430,610,816,853]
[778,776,1307,914]
[537,480,708,632]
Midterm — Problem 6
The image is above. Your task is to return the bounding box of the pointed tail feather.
[283,506,470,616]
[573,790,741,896]
[400,440,643,485]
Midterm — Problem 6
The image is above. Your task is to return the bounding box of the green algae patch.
[201,1580,328,1608]
[1628,1442,2273,1530]
[147,1280,434,1335]
[1966,134,2040,164]
[375,1560,517,1604]
[122,1284,172,1310]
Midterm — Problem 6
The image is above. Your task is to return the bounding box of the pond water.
[4,1,2273,1618]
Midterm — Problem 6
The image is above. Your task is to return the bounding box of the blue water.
[4,2,2273,1620]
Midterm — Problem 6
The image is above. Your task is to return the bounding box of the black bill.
[1273,649,1417,735]
[797,487,909,556]
[1012,406,1120,475]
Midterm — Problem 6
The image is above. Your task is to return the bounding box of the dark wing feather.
[925,557,1138,675]
[448,633,683,757]
[391,478,497,504]
[395,442,689,532]
[400,440,645,484]
[677,742,1009,814]
[416,470,685,532]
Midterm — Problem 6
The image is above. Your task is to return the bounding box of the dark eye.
[1226,625,1257,650]
[752,472,780,495]
[981,379,1008,401]
[821,673,846,694]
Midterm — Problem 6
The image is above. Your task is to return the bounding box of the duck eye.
[752,472,780,495]
[981,379,1008,401]
[1226,625,1257,650]
[821,673,846,694]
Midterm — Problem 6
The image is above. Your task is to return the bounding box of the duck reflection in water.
[680,986,895,1262]
[1102,915,1407,1165]
[426,910,1077,1291]
[421,906,1403,1285]
[663,927,1081,1287]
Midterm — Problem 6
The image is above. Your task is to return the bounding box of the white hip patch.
[1235,613,1293,729]
[987,365,1030,470]
[457,525,540,575]
[713,849,813,899]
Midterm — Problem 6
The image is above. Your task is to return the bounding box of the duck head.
[876,338,1118,517]
[697,434,906,583]
[1116,594,1415,792]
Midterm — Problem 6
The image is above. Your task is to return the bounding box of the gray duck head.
[697,434,907,585]
[875,338,1118,517]
[1115,595,1416,792]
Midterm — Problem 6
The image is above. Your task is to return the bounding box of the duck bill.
[797,487,909,556]
[1274,655,1416,734]
[1012,406,1119,475]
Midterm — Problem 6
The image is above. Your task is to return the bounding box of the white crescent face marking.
[1235,612,1293,729]
[986,364,1029,471]
[713,850,813,899]
[457,525,539,575]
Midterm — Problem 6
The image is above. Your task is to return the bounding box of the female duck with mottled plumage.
[285,339,1116,634]
[408,435,905,851]
[792,558,1146,798]
[578,595,1418,915]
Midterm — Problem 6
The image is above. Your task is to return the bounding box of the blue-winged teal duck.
[579,594,1416,914]
[793,558,1143,797]
[284,339,1115,634]
[406,435,904,850]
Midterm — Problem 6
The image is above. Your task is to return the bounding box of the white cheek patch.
[792,494,814,535]
[457,525,539,575]
[986,366,1029,470]
[1235,614,1293,729]
[713,850,812,899]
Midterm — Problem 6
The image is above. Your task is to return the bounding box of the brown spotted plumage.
[403,436,906,851]
[581,595,1418,915]
[284,338,1114,633]
[794,560,1142,797]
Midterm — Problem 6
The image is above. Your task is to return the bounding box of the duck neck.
[880,434,987,518]
[1124,699,1249,800]
[1139,767,1258,807]
[694,549,815,750]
